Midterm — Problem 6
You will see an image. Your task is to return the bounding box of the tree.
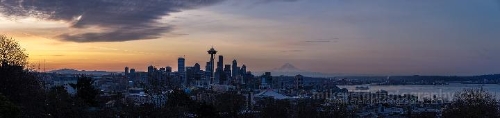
[258,98,291,118]
[295,99,321,118]
[0,93,20,118]
[319,103,354,118]
[442,88,499,118]
[0,35,28,67]
[213,92,246,118]
[0,36,46,117]
[194,102,220,118]
[70,76,99,107]
[164,90,196,117]
[46,86,85,118]
[0,67,45,117]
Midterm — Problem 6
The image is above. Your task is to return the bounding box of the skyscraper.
[232,59,238,77]
[130,68,136,79]
[217,55,223,71]
[186,67,194,87]
[216,55,224,83]
[178,57,185,73]
[240,64,247,76]
[224,64,232,83]
[194,63,201,72]
[205,62,211,72]
[263,72,273,88]
[148,65,155,75]
[224,65,231,76]
[130,68,136,74]
[207,47,217,84]
[295,74,304,90]
[165,66,172,73]
[125,67,129,75]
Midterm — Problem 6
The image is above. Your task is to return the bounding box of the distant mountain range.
[48,68,115,75]
[258,63,337,77]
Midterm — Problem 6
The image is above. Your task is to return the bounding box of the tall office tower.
[130,68,136,79]
[215,55,224,82]
[148,65,155,75]
[125,67,129,75]
[193,63,201,83]
[240,65,247,76]
[130,68,136,74]
[207,47,217,84]
[194,63,201,72]
[205,62,211,72]
[186,67,194,87]
[264,72,271,77]
[236,66,240,76]
[178,57,185,73]
[295,74,304,90]
[165,66,172,73]
[178,57,186,86]
[232,59,238,77]
[205,61,211,82]
[147,66,156,82]
[224,64,232,83]
[218,55,224,70]
[224,65,231,76]
[263,72,273,88]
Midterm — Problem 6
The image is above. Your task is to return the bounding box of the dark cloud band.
[0,0,299,42]
[0,0,223,42]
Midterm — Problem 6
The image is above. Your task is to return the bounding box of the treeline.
[0,64,101,117]
[0,63,215,117]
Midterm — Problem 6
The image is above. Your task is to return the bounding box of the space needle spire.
[207,47,217,84]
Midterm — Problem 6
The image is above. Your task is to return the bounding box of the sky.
[0,0,499,75]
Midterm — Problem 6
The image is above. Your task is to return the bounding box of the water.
[338,83,500,100]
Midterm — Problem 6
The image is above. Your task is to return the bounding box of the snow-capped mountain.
[260,63,335,77]
[274,63,303,73]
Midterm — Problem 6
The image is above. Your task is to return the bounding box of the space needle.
[207,47,217,84]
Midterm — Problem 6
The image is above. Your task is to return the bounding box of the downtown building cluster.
[124,47,254,89]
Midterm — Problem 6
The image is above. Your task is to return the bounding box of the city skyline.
[1,0,500,75]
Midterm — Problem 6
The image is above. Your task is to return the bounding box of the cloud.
[58,26,173,42]
[254,0,299,4]
[37,55,65,57]
[0,0,301,42]
[305,40,331,43]
[281,49,303,53]
[0,0,224,42]
[304,38,339,43]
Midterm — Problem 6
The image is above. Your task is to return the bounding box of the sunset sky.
[0,0,499,75]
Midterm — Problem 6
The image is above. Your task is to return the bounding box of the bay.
[337,83,500,101]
